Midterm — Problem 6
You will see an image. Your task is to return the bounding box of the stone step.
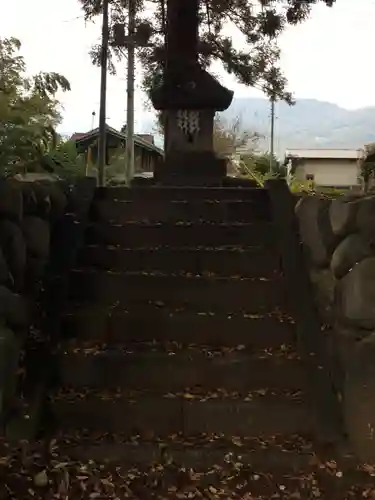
[57,344,306,392]
[91,199,271,224]
[62,307,296,347]
[52,433,316,470]
[85,222,276,248]
[68,271,285,311]
[95,186,266,202]
[78,245,280,278]
[2,434,363,499]
[50,391,313,436]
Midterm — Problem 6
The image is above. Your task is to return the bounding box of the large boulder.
[329,198,359,237]
[0,220,26,291]
[66,177,97,219]
[344,333,375,462]
[21,216,50,259]
[310,268,336,323]
[331,234,374,279]
[295,195,336,267]
[336,257,375,329]
[332,325,372,383]
[22,183,38,216]
[22,182,67,220]
[38,181,67,220]
[0,179,23,222]
[0,247,10,286]
[25,256,47,296]
[357,197,375,242]
[28,183,51,219]
[0,325,21,415]
[0,285,29,330]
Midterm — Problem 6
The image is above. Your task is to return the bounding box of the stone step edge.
[81,244,271,252]
[87,221,273,228]
[61,307,293,327]
[62,305,287,317]
[55,441,316,468]
[70,271,280,281]
[58,339,297,353]
[50,389,306,403]
[96,199,264,204]
[70,269,278,280]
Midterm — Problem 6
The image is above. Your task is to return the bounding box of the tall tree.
[80,0,335,104]
[0,37,70,176]
[213,115,259,158]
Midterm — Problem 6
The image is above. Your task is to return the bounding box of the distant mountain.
[220,98,375,157]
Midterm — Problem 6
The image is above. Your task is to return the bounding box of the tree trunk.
[166,0,199,75]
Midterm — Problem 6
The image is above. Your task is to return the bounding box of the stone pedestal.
[153,84,232,185]
[155,151,227,186]
[154,108,225,185]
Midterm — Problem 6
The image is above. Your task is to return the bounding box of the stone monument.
[151,0,234,185]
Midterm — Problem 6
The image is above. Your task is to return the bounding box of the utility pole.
[113,14,151,182]
[97,0,109,187]
[125,0,136,183]
[91,111,96,130]
[270,96,275,174]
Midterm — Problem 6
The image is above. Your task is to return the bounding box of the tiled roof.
[70,125,163,156]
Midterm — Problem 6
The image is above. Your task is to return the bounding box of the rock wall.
[0,177,96,436]
[296,193,375,462]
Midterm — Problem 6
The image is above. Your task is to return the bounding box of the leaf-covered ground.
[1,434,375,500]
[5,319,373,498]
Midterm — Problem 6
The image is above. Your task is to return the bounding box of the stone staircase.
[46,185,347,478]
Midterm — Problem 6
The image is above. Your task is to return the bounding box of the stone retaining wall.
[0,177,95,436]
[296,193,375,462]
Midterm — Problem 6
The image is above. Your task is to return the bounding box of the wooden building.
[70,125,163,175]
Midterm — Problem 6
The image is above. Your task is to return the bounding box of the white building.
[285,148,364,188]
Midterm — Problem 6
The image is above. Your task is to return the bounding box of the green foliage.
[41,139,88,180]
[359,143,375,192]
[233,161,270,187]
[241,152,285,176]
[288,178,315,193]
[0,37,71,176]
[80,0,335,105]
[290,185,347,198]
[231,154,279,187]
[104,146,130,185]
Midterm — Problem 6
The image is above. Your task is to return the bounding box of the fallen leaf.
[232,437,243,447]
[290,492,302,499]
[34,470,48,487]
[362,464,375,476]
[101,478,114,487]
[53,462,69,470]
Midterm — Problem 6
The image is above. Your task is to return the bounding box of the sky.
[0,0,374,136]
